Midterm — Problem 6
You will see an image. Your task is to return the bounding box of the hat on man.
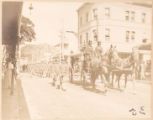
[97,41,101,45]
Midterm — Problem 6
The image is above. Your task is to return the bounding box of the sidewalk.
[2,75,31,120]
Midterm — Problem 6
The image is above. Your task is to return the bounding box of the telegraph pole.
[96,14,98,42]
[93,9,98,48]
[59,20,65,64]
[60,31,63,64]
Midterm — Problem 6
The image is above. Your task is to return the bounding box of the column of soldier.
[26,62,69,90]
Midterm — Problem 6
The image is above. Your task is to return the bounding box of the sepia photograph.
[1,0,152,120]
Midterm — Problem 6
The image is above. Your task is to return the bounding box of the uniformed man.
[84,40,94,60]
[83,40,94,72]
[108,44,113,65]
[95,41,103,59]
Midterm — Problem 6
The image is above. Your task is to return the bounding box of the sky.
[22,2,83,46]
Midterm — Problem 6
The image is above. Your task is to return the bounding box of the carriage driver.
[82,40,94,72]
[95,41,103,59]
[84,40,94,60]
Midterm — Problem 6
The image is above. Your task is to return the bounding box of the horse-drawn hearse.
[69,44,138,91]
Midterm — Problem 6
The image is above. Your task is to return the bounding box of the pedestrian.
[140,61,145,80]
[5,59,14,89]
[56,64,65,90]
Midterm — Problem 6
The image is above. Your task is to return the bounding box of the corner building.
[78,3,152,54]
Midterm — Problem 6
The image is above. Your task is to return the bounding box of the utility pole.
[59,32,62,64]
[29,3,33,16]
[93,8,98,48]
[59,20,65,64]
[96,14,98,42]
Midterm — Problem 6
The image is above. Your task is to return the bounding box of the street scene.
[1,1,152,120]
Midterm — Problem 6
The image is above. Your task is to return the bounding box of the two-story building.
[77,3,152,54]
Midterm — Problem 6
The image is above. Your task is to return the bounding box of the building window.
[86,12,89,22]
[105,28,110,41]
[105,8,110,18]
[125,11,129,21]
[131,11,135,21]
[80,17,82,26]
[93,8,98,19]
[131,31,135,40]
[142,13,146,23]
[126,31,130,42]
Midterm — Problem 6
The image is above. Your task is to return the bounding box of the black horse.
[81,49,110,91]
[109,50,137,89]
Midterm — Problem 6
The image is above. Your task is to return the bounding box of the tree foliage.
[20,16,35,43]
[3,16,35,63]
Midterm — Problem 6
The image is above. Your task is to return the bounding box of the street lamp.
[66,31,78,38]
[29,3,33,15]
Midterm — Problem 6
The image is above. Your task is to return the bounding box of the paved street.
[18,73,152,120]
